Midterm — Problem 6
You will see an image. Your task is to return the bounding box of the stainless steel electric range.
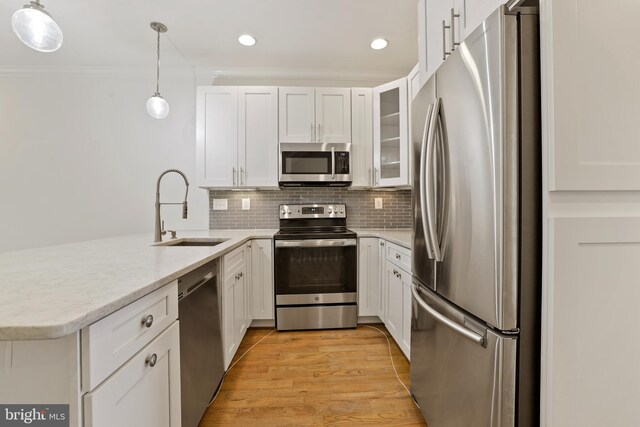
[274,203,357,331]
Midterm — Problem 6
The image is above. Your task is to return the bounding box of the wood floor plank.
[199,325,427,427]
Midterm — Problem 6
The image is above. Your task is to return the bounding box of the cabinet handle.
[317,123,321,143]
[395,253,401,260]
[380,241,385,247]
[368,167,372,186]
[450,8,460,50]
[232,167,237,186]
[141,315,154,328]
[374,168,379,185]
[393,269,398,276]
[145,353,158,367]
[311,123,315,142]
[240,167,244,186]
[442,20,452,60]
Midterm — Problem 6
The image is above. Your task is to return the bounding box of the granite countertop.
[352,229,412,249]
[0,228,411,341]
[0,230,276,341]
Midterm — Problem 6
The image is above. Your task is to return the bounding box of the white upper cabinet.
[351,88,374,188]
[373,77,409,187]
[197,86,278,188]
[278,87,351,143]
[238,87,279,187]
[278,87,315,143]
[196,86,238,187]
[418,0,505,85]
[315,88,351,143]
[544,0,640,190]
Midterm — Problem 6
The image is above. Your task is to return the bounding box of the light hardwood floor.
[199,325,427,426]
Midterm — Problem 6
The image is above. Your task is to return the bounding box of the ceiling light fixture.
[12,0,63,52]
[370,38,388,50]
[238,34,256,47]
[147,22,169,120]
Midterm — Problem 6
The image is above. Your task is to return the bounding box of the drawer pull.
[145,353,158,367]
[395,253,401,260]
[142,315,154,328]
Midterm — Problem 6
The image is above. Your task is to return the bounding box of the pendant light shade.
[12,0,63,52]
[147,22,169,119]
[147,94,170,119]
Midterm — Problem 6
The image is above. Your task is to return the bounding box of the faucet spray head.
[182,201,188,219]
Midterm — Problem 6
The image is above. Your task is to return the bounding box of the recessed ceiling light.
[370,38,388,50]
[238,34,256,46]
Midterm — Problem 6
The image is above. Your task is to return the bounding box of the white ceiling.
[0,0,418,76]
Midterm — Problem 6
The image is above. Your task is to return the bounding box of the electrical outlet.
[375,198,383,209]
[242,198,251,210]
[212,199,228,211]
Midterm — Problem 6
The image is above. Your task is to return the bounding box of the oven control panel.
[279,204,346,219]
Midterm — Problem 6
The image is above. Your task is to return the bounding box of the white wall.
[0,69,209,253]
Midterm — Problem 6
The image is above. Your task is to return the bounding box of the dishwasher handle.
[178,272,215,300]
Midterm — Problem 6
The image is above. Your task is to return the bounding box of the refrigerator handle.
[420,103,435,259]
[411,283,485,347]
[426,98,443,262]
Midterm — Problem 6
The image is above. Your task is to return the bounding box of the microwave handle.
[331,147,335,179]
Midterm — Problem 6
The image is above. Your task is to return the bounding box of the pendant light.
[12,0,63,52]
[146,22,169,119]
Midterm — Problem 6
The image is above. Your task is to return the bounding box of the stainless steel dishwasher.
[178,258,225,427]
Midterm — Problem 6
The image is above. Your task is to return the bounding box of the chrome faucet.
[155,169,189,243]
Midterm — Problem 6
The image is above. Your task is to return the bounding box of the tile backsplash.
[208,188,412,229]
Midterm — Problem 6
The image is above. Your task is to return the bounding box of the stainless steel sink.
[155,238,229,247]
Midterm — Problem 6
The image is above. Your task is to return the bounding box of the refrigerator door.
[432,8,520,331]
[410,279,516,427]
[411,76,437,288]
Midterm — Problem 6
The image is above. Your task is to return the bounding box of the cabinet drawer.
[84,321,181,427]
[223,245,246,280]
[386,242,412,273]
[81,282,178,391]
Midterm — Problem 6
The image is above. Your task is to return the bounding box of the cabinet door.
[358,238,380,316]
[222,271,237,368]
[373,78,409,187]
[84,322,181,427]
[421,0,454,84]
[251,239,274,320]
[462,0,505,39]
[545,217,640,426]
[385,260,402,343]
[244,242,253,326]
[351,88,374,188]
[401,273,412,359]
[234,268,247,346]
[196,86,238,187]
[377,240,388,322]
[315,88,351,143]
[279,87,315,143]
[545,0,640,190]
[238,87,278,187]
[408,63,421,101]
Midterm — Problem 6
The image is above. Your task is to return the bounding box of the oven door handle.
[275,239,357,248]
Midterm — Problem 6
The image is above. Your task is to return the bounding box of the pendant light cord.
[156,28,160,95]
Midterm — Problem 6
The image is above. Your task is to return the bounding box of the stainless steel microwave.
[279,143,352,186]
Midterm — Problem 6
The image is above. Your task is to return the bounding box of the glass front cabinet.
[373,77,409,187]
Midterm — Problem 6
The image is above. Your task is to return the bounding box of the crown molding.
[194,66,406,84]
[0,65,195,78]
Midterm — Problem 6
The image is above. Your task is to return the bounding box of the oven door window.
[282,152,332,174]
[275,245,357,295]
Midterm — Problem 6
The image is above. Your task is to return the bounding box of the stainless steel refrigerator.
[410,5,541,426]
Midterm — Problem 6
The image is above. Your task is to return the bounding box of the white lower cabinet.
[251,239,274,320]
[358,238,381,316]
[358,237,412,359]
[84,321,181,427]
[377,240,388,323]
[385,260,403,340]
[222,243,251,368]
